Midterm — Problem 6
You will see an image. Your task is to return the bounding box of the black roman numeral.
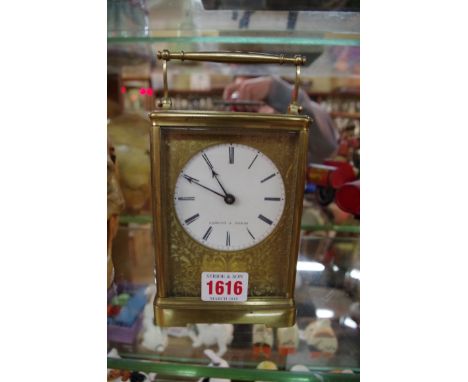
[264,197,281,201]
[226,231,231,246]
[202,226,213,241]
[247,228,255,240]
[184,213,200,225]
[258,214,273,225]
[260,173,277,183]
[248,153,259,169]
[229,146,234,164]
[178,197,195,201]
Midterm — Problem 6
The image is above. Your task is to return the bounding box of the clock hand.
[214,176,236,205]
[184,174,236,205]
[183,174,225,198]
[213,173,229,196]
[201,152,233,198]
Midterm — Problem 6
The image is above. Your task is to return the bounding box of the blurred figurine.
[255,360,278,382]
[256,360,278,370]
[290,365,310,372]
[223,76,339,163]
[107,114,151,213]
[198,349,231,382]
[277,324,300,355]
[335,180,360,218]
[107,138,125,289]
[108,348,156,381]
[188,324,234,357]
[141,285,168,352]
[307,160,356,207]
[305,318,338,356]
[141,303,168,352]
[107,370,155,382]
[252,324,274,358]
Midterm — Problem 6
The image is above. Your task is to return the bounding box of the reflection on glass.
[343,316,358,329]
[296,260,325,272]
[350,269,360,280]
[316,308,334,318]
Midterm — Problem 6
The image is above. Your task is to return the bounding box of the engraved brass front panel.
[162,129,299,297]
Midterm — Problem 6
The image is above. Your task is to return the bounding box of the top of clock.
[149,110,311,131]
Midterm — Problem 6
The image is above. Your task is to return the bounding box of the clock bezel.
[149,110,310,327]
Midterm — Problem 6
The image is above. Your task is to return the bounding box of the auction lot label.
[201,272,249,302]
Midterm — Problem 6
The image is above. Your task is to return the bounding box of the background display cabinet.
[107,1,359,380]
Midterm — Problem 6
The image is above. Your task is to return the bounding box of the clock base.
[153,297,296,327]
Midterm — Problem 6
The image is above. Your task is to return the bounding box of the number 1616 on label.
[201,272,249,302]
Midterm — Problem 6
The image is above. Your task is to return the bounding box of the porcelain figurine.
[188,324,234,357]
[197,348,231,382]
[141,287,168,352]
[277,324,299,355]
[305,318,338,356]
[252,324,274,358]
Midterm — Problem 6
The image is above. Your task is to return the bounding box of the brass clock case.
[149,110,310,327]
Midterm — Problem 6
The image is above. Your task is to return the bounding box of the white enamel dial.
[174,143,285,251]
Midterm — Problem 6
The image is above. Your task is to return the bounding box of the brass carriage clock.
[150,50,310,327]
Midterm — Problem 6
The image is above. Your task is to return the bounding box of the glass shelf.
[107,0,359,40]
[108,221,359,381]
[107,35,359,47]
[107,1,359,80]
[107,357,359,381]
[108,0,360,47]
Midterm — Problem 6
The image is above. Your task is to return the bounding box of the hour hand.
[183,174,225,198]
[183,174,199,183]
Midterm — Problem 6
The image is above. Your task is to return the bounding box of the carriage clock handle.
[156,50,306,114]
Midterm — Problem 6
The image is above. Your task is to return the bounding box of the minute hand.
[183,174,225,198]
[213,173,229,196]
[201,152,230,196]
